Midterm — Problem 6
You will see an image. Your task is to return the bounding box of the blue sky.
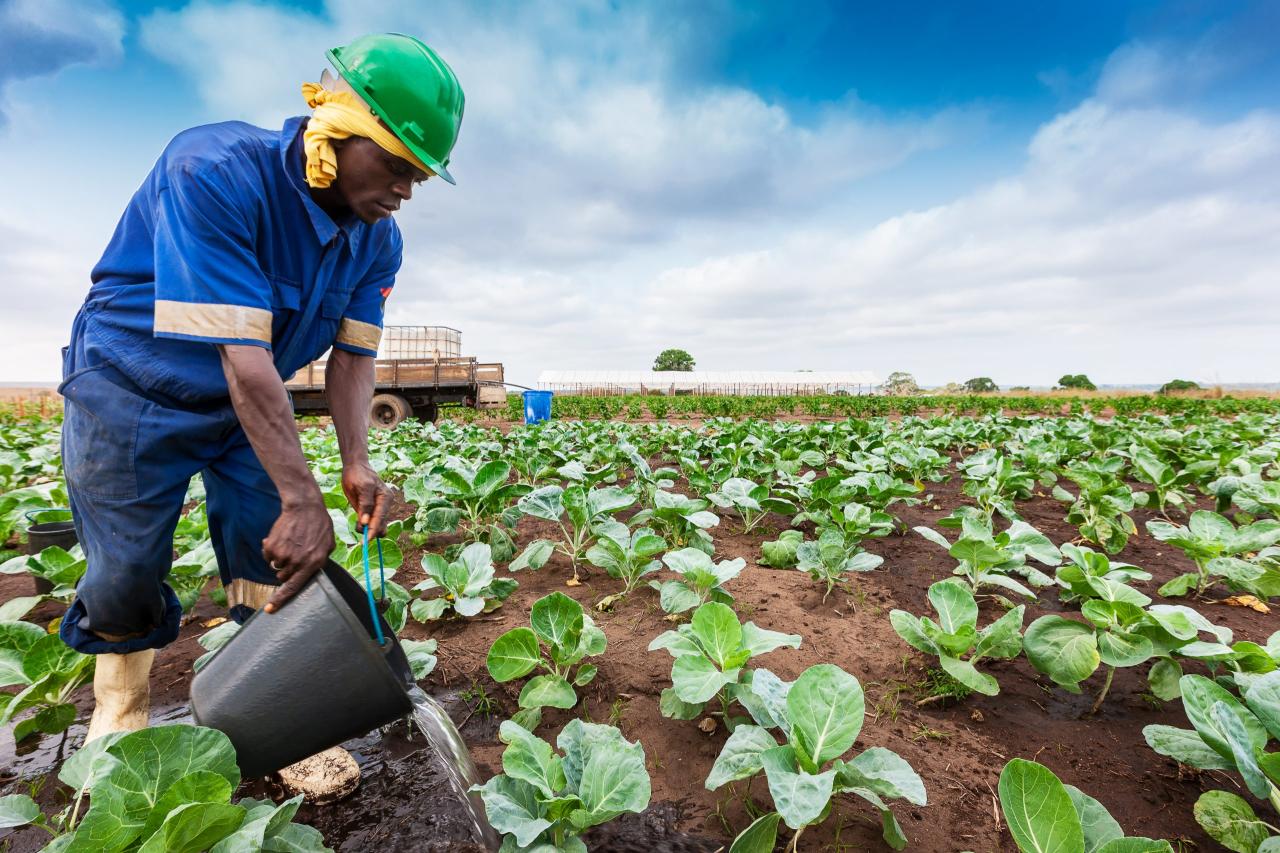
[1,0,1278,386]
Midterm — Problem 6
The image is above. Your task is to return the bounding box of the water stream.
[405,685,499,851]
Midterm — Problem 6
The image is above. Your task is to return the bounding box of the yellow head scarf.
[300,79,433,189]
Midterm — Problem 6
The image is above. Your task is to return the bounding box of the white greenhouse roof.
[537,370,879,388]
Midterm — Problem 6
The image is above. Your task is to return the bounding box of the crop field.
[3,402,1280,852]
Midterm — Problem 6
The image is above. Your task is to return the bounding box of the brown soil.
[3,476,1271,852]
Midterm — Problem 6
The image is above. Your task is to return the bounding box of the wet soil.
[3,463,1274,852]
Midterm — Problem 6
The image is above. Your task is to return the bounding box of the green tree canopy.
[882,371,919,395]
[1056,374,1097,391]
[653,349,695,372]
[1158,379,1200,395]
[963,377,999,393]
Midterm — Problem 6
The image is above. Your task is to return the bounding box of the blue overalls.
[59,116,403,655]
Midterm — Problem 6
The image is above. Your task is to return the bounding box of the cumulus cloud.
[0,0,125,125]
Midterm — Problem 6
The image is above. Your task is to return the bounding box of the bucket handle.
[361,527,387,647]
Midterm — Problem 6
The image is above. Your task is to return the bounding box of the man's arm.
[218,345,334,611]
[326,347,392,538]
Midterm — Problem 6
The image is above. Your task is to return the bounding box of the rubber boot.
[277,746,361,804]
[85,648,155,743]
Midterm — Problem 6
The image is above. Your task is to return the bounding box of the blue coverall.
[59,116,403,655]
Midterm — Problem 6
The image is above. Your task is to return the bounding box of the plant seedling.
[648,601,800,725]
[471,719,651,852]
[649,548,747,614]
[890,579,1025,699]
[411,542,518,620]
[487,592,606,731]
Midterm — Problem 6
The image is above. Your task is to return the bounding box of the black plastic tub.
[190,560,413,778]
[25,516,77,595]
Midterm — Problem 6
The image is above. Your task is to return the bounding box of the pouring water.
[406,685,499,850]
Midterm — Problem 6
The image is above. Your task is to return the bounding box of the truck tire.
[370,394,412,429]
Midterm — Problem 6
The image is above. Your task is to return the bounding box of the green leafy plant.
[1054,543,1152,605]
[760,529,804,568]
[706,477,796,534]
[915,516,1061,599]
[631,489,720,555]
[410,542,518,620]
[704,663,926,851]
[470,718,651,852]
[406,458,530,559]
[997,758,1173,852]
[1146,511,1280,598]
[0,623,94,741]
[1144,672,1280,847]
[1054,461,1138,554]
[1128,446,1197,516]
[794,529,884,600]
[649,547,747,614]
[193,620,241,673]
[513,483,636,582]
[890,579,1025,699]
[956,449,1034,522]
[486,592,606,731]
[0,724,329,851]
[584,520,666,609]
[648,601,800,724]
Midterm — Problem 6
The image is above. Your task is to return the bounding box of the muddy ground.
[2,460,1272,852]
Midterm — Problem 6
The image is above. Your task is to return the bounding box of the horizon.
[2,0,1278,388]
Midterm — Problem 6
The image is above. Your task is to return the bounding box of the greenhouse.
[535,370,880,396]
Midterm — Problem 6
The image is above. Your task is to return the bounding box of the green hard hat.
[327,33,465,185]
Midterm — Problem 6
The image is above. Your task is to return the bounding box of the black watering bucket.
[190,560,413,778]
[25,509,76,595]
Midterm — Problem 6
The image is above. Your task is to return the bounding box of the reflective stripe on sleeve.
[226,578,277,611]
[154,300,273,343]
[336,318,381,352]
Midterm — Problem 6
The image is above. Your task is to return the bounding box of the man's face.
[333,137,432,224]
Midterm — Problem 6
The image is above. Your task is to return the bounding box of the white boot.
[278,746,361,804]
[85,649,154,743]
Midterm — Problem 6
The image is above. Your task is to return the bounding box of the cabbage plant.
[0,724,329,851]
[795,528,884,600]
[914,515,1060,599]
[487,592,605,731]
[760,529,804,569]
[1146,511,1280,599]
[997,758,1173,852]
[411,542,518,620]
[648,602,800,724]
[890,579,1024,698]
[513,483,636,583]
[584,519,665,609]
[0,623,94,741]
[704,663,926,851]
[706,476,796,534]
[649,548,747,614]
[1144,673,1280,848]
[470,719,650,852]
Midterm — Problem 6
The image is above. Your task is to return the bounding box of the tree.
[881,371,919,395]
[1158,379,1200,395]
[653,349,695,372]
[1056,374,1097,391]
[963,377,998,393]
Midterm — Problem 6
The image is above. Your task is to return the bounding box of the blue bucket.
[523,390,553,424]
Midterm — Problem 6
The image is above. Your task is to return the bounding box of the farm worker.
[57,33,464,801]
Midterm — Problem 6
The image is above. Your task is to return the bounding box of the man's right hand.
[262,496,335,613]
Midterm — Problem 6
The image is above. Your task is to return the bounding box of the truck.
[285,325,507,428]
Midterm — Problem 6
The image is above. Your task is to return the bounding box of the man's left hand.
[342,462,392,537]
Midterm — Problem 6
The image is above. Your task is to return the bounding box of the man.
[58,33,464,800]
